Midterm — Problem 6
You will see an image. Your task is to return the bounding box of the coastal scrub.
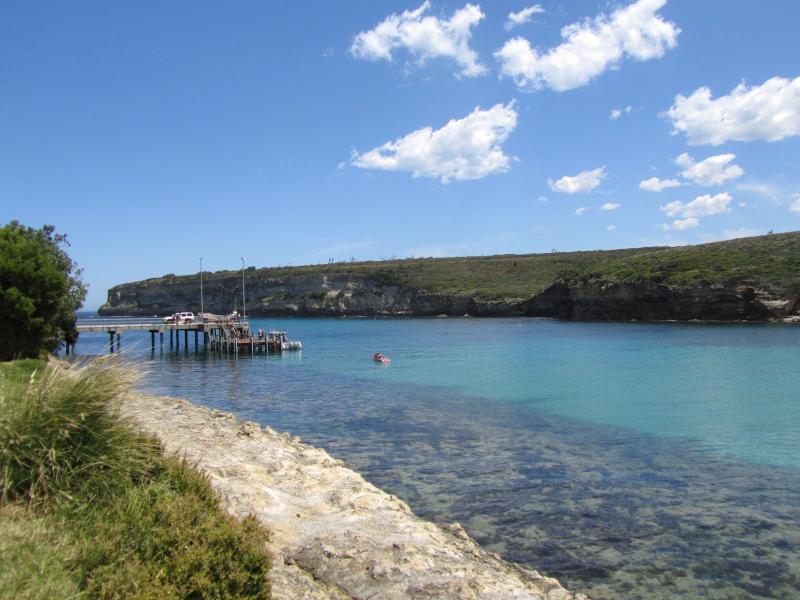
[0,358,271,598]
[0,222,86,360]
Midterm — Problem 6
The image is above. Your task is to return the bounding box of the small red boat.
[373,352,391,364]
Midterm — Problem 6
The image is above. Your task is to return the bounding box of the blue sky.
[2,1,799,308]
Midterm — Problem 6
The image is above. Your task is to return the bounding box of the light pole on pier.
[200,257,205,323]
[241,257,246,320]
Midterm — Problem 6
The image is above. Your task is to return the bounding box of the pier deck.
[73,316,296,356]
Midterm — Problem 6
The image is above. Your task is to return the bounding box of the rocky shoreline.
[120,392,585,599]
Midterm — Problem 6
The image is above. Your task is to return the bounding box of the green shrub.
[81,455,270,599]
[0,359,157,506]
[0,222,86,360]
[302,290,327,300]
[0,359,271,597]
[578,232,800,293]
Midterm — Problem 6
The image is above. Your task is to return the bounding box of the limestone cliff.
[99,271,799,322]
[100,271,524,318]
[100,233,800,322]
[528,280,799,321]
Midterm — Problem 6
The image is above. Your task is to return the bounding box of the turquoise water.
[73,318,800,598]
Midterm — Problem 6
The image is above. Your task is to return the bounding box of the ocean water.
[73,317,800,599]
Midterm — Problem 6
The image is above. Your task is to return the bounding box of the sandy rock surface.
[121,393,586,599]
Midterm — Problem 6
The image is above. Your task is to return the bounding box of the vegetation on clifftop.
[573,232,800,295]
[123,247,658,302]
[108,231,800,304]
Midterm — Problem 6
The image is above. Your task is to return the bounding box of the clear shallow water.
[73,317,800,599]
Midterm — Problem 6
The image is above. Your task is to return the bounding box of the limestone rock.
[121,393,586,600]
[99,268,796,322]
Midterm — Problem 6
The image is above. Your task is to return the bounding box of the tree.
[0,222,87,360]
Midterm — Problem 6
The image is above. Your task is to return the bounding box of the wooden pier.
[74,316,300,356]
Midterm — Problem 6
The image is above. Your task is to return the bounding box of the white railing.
[76,315,249,330]
[77,316,162,324]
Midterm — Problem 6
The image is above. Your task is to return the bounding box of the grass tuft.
[0,359,271,598]
[0,358,158,507]
[78,454,270,598]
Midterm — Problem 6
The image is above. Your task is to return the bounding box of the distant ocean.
[72,316,800,599]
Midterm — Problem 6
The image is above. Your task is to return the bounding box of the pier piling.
[76,316,290,359]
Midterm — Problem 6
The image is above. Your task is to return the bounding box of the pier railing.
[72,315,263,356]
[77,316,161,326]
[76,316,250,329]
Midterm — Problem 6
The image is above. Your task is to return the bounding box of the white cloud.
[610,105,633,120]
[495,0,679,92]
[607,224,617,231]
[675,152,744,186]
[791,195,800,213]
[660,217,699,230]
[639,176,681,192]
[665,76,800,145]
[536,195,549,203]
[350,1,487,77]
[350,102,518,183]
[505,5,544,30]
[575,207,588,216]
[659,201,683,216]
[601,202,621,211]
[548,167,606,194]
[660,192,733,218]
[736,181,783,205]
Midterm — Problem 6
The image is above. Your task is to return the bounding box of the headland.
[100,232,800,323]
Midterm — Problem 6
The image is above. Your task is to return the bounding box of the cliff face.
[100,271,531,318]
[533,281,798,321]
[100,272,800,322]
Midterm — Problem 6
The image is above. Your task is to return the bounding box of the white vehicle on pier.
[163,311,195,324]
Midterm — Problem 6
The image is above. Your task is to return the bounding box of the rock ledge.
[121,394,586,599]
